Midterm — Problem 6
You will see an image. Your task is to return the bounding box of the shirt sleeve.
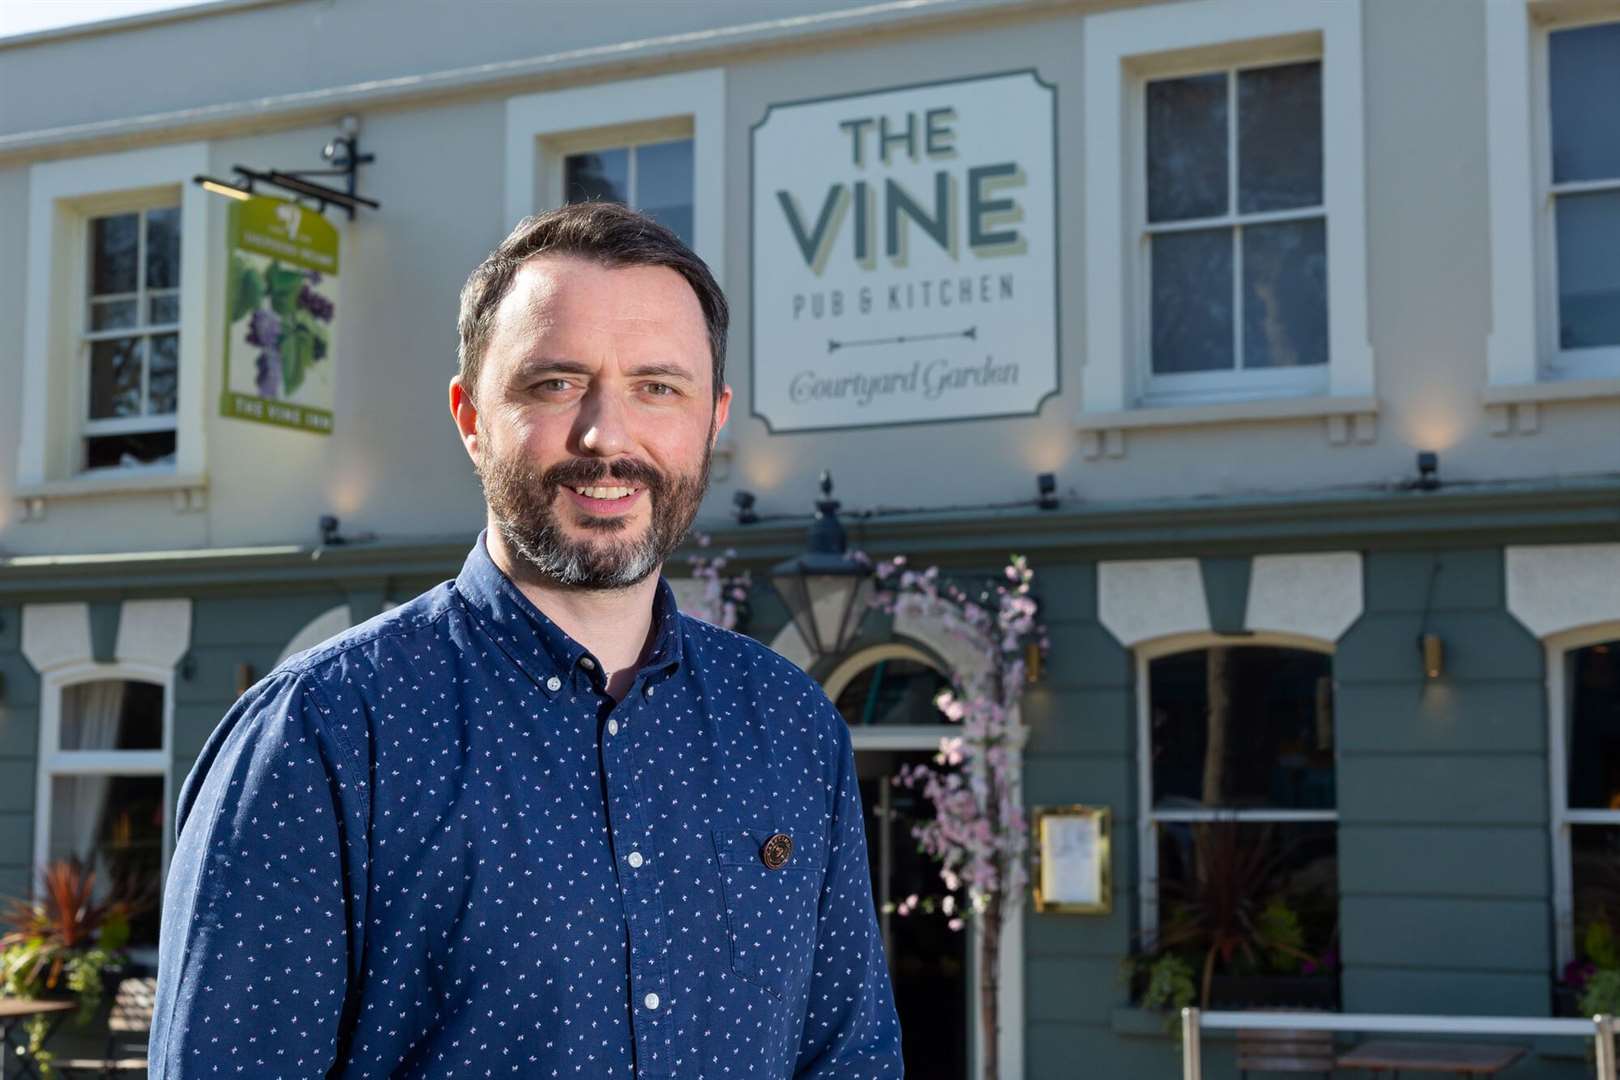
[150,669,369,1078]
[793,701,905,1078]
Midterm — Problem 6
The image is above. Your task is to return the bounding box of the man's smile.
[564,484,644,515]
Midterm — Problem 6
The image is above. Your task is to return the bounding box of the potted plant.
[0,858,138,1076]
[1126,821,1339,1018]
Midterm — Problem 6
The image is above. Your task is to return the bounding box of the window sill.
[14,470,207,521]
[1483,376,1620,437]
[1073,395,1379,459]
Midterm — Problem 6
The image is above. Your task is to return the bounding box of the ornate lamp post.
[769,471,873,660]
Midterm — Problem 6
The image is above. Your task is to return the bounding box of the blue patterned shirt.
[151,532,904,1078]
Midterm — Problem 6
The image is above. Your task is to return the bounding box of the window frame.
[1486,2,1620,401]
[80,197,185,466]
[33,661,174,964]
[1532,12,1620,382]
[504,69,725,283]
[1082,0,1371,425]
[1131,51,1330,408]
[546,120,696,237]
[1548,623,1620,971]
[20,142,210,497]
[1135,633,1339,943]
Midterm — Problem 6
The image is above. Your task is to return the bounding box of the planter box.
[1207,974,1341,1011]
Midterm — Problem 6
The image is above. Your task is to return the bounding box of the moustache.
[541,457,665,494]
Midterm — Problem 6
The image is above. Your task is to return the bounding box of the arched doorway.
[826,643,970,1080]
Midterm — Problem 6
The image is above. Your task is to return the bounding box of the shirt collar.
[453,529,685,697]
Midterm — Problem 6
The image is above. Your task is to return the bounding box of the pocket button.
[761,833,794,870]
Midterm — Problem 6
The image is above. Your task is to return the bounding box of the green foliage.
[228,254,264,323]
[1141,953,1197,1013]
[1586,919,1620,971]
[1581,969,1620,1018]
[1257,897,1307,974]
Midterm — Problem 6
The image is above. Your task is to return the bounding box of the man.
[151,203,905,1078]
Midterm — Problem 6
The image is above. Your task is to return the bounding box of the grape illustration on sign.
[220,194,339,434]
[751,71,1058,432]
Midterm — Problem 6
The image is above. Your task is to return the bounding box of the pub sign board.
[751,70,1058,433]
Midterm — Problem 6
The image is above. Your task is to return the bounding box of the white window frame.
[1486,2,1620,402]
[1133,52,1330,408]
[1547,623,1620,971]
[1081,0,1372,429]
[1135,633,1339,942]
[34,661,174,965]
[19,142,211,503]
[504,69,725,284]
[81,199,184,463]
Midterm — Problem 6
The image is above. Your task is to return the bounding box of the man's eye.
[534,379,572,393]
[644,382,677,396]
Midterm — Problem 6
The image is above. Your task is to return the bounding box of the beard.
[475,418,713,591]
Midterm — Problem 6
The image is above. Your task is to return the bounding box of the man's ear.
[449,375,480,461]
[710,384,733,447]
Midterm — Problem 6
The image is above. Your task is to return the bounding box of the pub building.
[1,0,1617,1075]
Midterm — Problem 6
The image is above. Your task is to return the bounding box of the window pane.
[1147,73,1229,223]
[1238,61,1323,213]
[90,299,138,332]
[1573,825,1620,970]
[89,336,144,419]
[1549,21,1620,184]
[1567,639,1620,810]
[149,293,179,326]
[833,657,953,726]
[858,749,970,1076]
[84,430,176,470]
[89,213,139,296]
[149,333,179,415]
[144,206,181,290]
[1153,820,1340,996]
[1150,646,1335,810]
[48,774,164,946]
[635,138,695,246]
[1242,218,1329,369]
[60,680,163,751]
[1556,190,1620,350]
[1152,227,1234,374]
[564,148,629,205]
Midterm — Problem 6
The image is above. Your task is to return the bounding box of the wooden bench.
[1238,1024,1338,1079]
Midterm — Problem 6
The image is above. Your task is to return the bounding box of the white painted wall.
[1,0,1615,556]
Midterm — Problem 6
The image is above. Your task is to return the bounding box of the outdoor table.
[0,1000,76,1080]
[1336,1038,1528,1077]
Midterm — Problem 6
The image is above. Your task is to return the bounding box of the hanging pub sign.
[751,70,1058,432]
[220,195,338,433]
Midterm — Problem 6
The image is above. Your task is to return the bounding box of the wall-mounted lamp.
[733,490,758,526]
[195,176,253,201]
[1418,632,1444,679]
[1036,473,1058,511]
[1415,451,1441,492]
[1024,641,1043,683]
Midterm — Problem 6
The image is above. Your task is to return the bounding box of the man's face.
[455,255,731,590]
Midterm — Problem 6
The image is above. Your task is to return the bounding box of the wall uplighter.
[1419,632,1445,679]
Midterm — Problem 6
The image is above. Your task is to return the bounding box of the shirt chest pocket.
[712,825,822,1000]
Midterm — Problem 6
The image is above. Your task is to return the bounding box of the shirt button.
[607,718,619,736]
[579,657,595,670]
[643,992,659,1010]
[627,851,644,868]
[545,675,562,692]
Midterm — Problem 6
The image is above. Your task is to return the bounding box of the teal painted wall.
[1010,547,1594,1079]
[0,604,38,900]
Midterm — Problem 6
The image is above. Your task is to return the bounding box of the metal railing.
[1181,1007,1619,1080]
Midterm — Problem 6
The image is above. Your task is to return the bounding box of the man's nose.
[574,388,629,458]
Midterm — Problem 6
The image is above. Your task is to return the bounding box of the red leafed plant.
[0,857,134,995]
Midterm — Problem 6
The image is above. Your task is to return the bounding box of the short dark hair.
[456,202,728,404]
